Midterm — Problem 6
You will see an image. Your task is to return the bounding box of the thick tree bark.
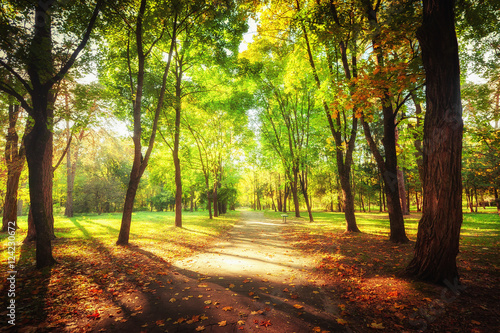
[24,137,55,243]
[1,1,102,267]
[407,0,463,284]
[25,89,57,267]
[2,104,26,232]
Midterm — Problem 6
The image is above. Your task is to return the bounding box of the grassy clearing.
[0,211,240,330]
[1,211,240,265]
[267,209,499,332]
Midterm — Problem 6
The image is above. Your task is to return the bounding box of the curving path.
[93,211,345,333]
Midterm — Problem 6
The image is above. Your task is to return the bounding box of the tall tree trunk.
[207,182,213,219]
[299,170,314,222]
[25,136,55,242]
[1,0,102,267]
[283,184,288,213]
[407,0,463,284]
[396,125,409,215]
[494,187,500,215]
[362,116,408,242]
[300,8,359,232]
[415,188,421,212]
[2,104,26,232]
[213,183,219,216]
[25,92,57,267]
[190,190,194,212]
[363,4,409,243]
[117,1,175,244]
[291,168,300,217]
[65,121,74,217]
[411,93,425,185]
[173,69,182,227]
[398,167,409,215]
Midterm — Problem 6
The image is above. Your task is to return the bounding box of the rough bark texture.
[407,0,463,284]
[2,104,26,232]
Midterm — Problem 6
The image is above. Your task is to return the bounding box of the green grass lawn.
[264,209,499,247]
[1,210,241,267]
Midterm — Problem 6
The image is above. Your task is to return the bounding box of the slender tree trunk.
[213,180,219,217]
[416,188,421,212]
[207,180,213,219]
[117,0,175,243]
[299,5,359,232]
[299,170,313,222]
[173,77,182,227]
[398,167,409,215]
[291,168,300,217]
[190,190,194,212]
[65,125,74,217]
[363,3,408,243]
[494,187,500,215]
[473,186,478,213]
[2,104,26,232]
[411,93,425,184]
[64,121,83,218]
[283,184,288,213]
[407,0,463,284]
[362,117,408,242]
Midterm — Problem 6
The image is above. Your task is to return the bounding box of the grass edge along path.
[271,210,499,333]
[0,210,240,332]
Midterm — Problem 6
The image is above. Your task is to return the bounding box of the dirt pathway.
[93,211,345,333]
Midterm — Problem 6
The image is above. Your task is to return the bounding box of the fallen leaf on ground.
[218,321,227,327]
[369,322,385,329]
[195,326,205,331]
[260,320,272,327]
[293,304,304,309]
[336,318,347,325]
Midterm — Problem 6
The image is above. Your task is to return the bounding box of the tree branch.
[0,59,33,93]
[49,0,103,86]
